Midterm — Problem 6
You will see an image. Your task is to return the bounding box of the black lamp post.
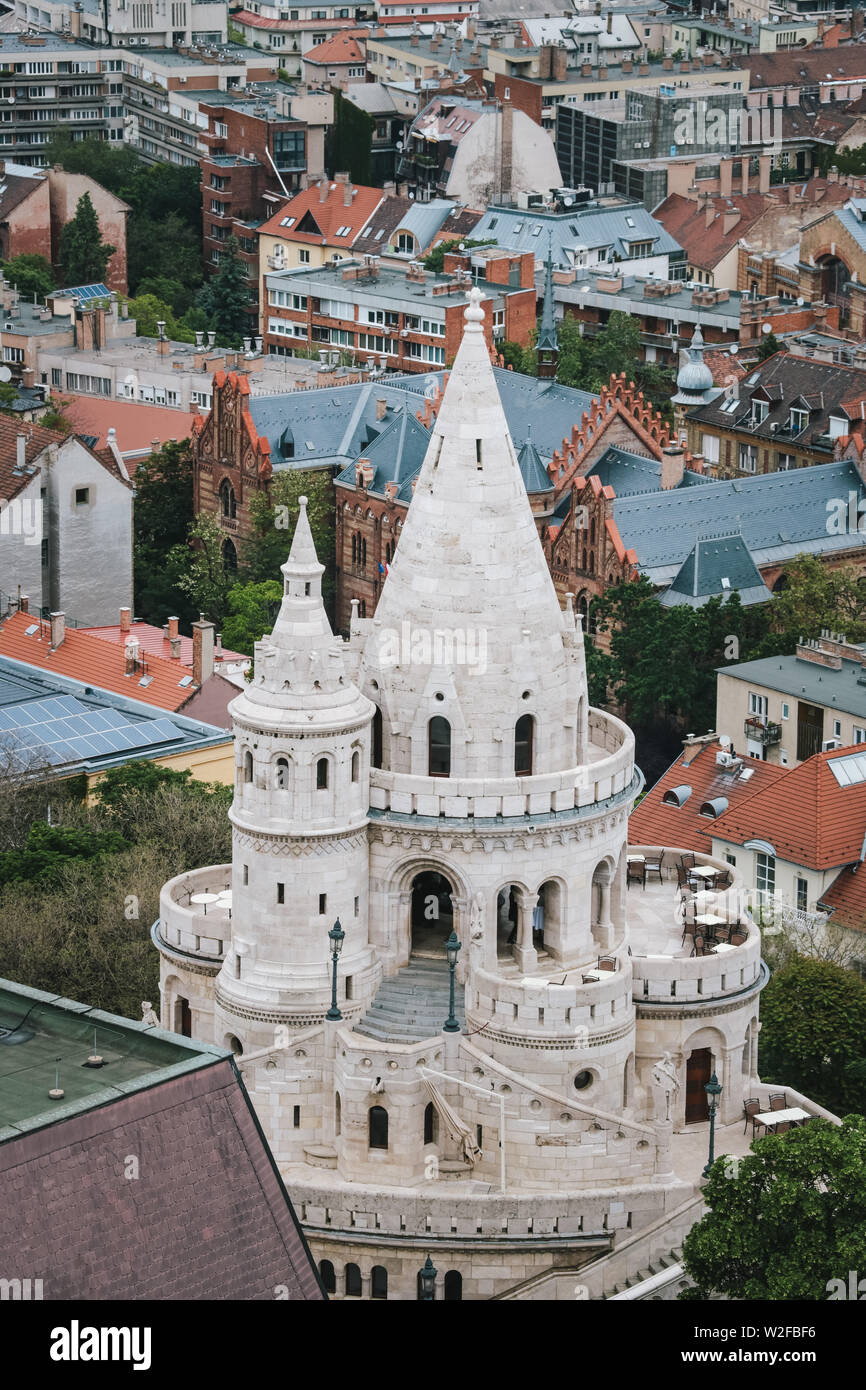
[418,1254,437,1301]
[702,1072,722,1179]
[443,929,461,1033]
[326,918,345,1021]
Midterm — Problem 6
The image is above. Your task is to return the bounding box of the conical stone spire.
[235,497,368,725]
[360,287,585,779]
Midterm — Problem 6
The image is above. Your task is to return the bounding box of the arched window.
[444,1270,463,1301]
[371,708,383,768]
[369,1104,388,1149]
[423,1100,438,1146]
[351,750,360,782]
[275,756,289,789]
[351,533,358,565]
[316,758,329,790]
[345,1263,361,1297]
[319,1260,336,1294]
[219,478,236,519]
[428,716,451,777]
[222,537,238,573]
[588,550,595,573]
[243,749,253,783]
[515,714,534,776]
[335,1091,341,1137]
[371,1266,388,1300]
[361,536,367,566]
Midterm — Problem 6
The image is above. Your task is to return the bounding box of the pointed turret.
[517,425,554,496]
[360,286,586,780]
[536,233,559,380]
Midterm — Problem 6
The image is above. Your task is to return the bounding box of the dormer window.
[661,784,692,807]
[790,407,808,434]
[828,415,848,439]
[751,400,768,425]
[699,797,729,819]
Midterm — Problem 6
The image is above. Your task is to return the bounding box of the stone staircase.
[354,958,465,1043]
[605,1247,684,1299]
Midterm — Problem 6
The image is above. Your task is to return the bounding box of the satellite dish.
[0,366,12,382]
[796,296,804,306]
[761,323,771,334]
[563,195,574,206]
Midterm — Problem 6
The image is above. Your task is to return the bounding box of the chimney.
[758,153,771,195]
[49,611,65,648]
[661,443,685,490]
[16,434,26,471]
[119,606,131,632]
[167,615,179,640]
[18,595,28,615]
[719,156,733,198]
[21,367,35,389]
[723,207,741,235]
[169,636,182,660]
[705,201,716,228]
[343,180,353,207]
[606,9,612,31]
[500,99,513,206]
[355,456,374,487]
[192,614,215,685]
[124,638,139,675]
[376,397,388,421]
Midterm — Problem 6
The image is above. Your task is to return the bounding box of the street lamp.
[418,1254,437,1301]
[326,918,345,1021]
[443,929,461,1033]
[702,1072,723,1179]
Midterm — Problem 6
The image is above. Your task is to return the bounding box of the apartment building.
[230,4,374,78]
[716,634,866,767]
[13,0,226,47]
[261,247,536,367]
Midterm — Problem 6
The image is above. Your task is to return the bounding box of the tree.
[59,192,115,287]
[0,821,127,888]
[759,554,866,651]
[759,956,866,1116]
[38,399,74,434]
[422,237,497,274]
[680,1115,866,1300]
[3,253,55,300]
[756,330,782,361]
[325,89,374,186]
[133,439,197,626]
[195,237,251,344]
[125,292,192,342]
[167,511,236,626]
[220,580,283,655]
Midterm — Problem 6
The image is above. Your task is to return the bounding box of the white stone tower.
[213,497,378,1053]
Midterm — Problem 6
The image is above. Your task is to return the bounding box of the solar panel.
[828,752,866,787]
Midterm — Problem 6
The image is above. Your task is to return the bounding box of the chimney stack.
[124,638,139,675]
[119,606,131,632]
[661,444,685,490]
[167,615,179,640]
[16,434,26,471]
[49,611,65,648]
[192,614,215,685]
[376,397,388,421]
[169,636,182,660]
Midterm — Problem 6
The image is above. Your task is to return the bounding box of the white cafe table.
[691,865,720,879]
[695,913,726,927]
[754,1106,810,1129]
[711,941,738,953]
[216,890,233,907]
[626,854,645,863]
[190,892,220,914]
[582,969,604,982]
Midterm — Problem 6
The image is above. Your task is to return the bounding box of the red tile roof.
[653,192,771,271]
[81,619,246,670]
[232,7,359,29]
[0,1057,324,1301]
[713,743,866,870]
[304,30,367,65]
[259,180,384,247]
[818,863,866,933]
[629,738,786,855]
[0,610,199,712]
[0,415,76,503]
[56,395,197,464]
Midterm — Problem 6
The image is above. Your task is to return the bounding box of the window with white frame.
[739,443,758,472]
[756,852,775,900]
[748,692,768,718]
[701,432,720,464]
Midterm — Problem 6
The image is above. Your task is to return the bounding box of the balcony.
[744,716,781,745]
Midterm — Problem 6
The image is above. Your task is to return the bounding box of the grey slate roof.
[587,444,662,495]
[335,405,429,501]
[717,652,866,719]
[658,533,772,608]
[517,428,553,493]
[471,202,683,269]
[395,198,457,249]
[614,458,866,587]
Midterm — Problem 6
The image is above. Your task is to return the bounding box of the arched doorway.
[685,1047,713,1123]
[496,885,521,960]
[411,870,454,955]
[222,537,238,573]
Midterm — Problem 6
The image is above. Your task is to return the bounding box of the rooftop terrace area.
[0,978,227,1140]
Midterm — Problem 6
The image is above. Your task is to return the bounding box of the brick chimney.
[192,614,215,685]
[355,456,374,487]
[49,611,65,648]
[124,638,139,674]
[661,443,685,489]
[319,177,330,202]
[167,615,179,640]
[119,606,131,632]
[169,636,182,660]
[376,397,388,421]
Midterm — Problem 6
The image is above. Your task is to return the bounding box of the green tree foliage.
[0,764,232,1016]
[195,236,251,344]
[2,253,55,300]
[680,1115,866,1300]
[325,89,374,185]
[759,554,866,649]
[220,580,283,655]
[756,330,782,361]
[38,397,74,435]
[589,576,769,730]
[43,136,203,298]
[759,956,866,1116]
[0,821,127,887]
[125,292,194,343]
[422,237,497,274]
[59,192,115,287]
[132,439,197,626]
[167,511,236,626]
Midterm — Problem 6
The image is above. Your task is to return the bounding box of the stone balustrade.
[156,864,233,962]
[369,709,636,822]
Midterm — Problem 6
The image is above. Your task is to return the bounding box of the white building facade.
[154,288,783,1300]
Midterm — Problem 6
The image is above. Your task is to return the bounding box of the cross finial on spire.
[536,230,558,378]
[463,284,485,330]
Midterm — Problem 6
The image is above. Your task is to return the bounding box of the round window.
[573,1070,593,1091]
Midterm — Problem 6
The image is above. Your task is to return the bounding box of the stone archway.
[410,870,454,956]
